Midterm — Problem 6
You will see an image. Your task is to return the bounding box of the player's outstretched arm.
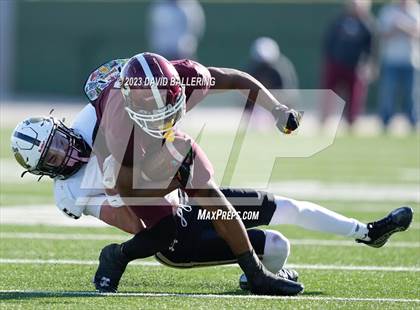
[208,67,301,134]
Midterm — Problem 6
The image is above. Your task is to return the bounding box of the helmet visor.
[42,130,70,168]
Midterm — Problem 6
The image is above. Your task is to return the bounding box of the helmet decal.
[13,151,30,169]
[13,131,41,149]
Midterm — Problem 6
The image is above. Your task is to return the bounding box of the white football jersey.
[54,156,106,219]
[54,104,105,219]
[71,103,96,149]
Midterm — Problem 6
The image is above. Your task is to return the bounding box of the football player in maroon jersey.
[88,52,304,295]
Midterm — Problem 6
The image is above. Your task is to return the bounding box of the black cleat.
[277,268,299,282]
[93,243,129,293]
[237,250,303,295]
[356,206,413,248]
[239,268,299,291]
[248,268,304,296]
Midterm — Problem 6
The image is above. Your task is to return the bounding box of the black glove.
[272,106,302,134]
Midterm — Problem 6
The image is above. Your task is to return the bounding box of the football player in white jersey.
[10,106,146,234]
[11,107,413,293]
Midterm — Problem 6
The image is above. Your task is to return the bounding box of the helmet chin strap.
[20,170,45,182]
[20,171,30,178]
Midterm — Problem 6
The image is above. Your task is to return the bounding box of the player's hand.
[272,107,302,134]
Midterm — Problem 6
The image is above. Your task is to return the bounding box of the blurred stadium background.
[0,1,406,103]
[3,1,340,96]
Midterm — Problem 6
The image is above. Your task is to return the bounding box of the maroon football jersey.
[91,59,214,227]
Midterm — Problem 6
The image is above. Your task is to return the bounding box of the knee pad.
[262,229,290,273]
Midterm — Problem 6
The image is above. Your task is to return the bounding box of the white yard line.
[0,258,419,272]
[0,205,108,227]
[285,264,420,272]
[0,289,418,303]
[0,159,52,184]
[289,239,419,248]
[266,181,420,202]
[0,258,158,266]
[0,102,84,129]
[1,231,418,249]
[1,160,419,201]
[0,232,128,241]
[1,232,418,249]
[1,204,419,229]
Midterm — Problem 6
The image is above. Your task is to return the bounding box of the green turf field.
[0,128,419,309]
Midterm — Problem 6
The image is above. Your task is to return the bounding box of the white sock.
[262,230,290,273]
[270,196,370,240]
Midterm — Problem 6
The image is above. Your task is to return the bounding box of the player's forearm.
[209,67,289,113]
[99,204,145,234]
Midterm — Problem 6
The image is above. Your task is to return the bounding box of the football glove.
[272,107,302,134]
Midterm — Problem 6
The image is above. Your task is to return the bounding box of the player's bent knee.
[266,229,290,256]
[262,229,290,273]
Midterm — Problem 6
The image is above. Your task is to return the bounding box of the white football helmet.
[11,116,91,180]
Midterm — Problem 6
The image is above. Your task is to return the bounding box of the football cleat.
[239,268,299,291]
[248,268,304,296]
[356,206,413,248]
[277,268,299,282]
[237,250,303,295]
[93,243,129,293]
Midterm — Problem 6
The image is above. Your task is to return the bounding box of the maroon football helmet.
[120,52,186,139]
